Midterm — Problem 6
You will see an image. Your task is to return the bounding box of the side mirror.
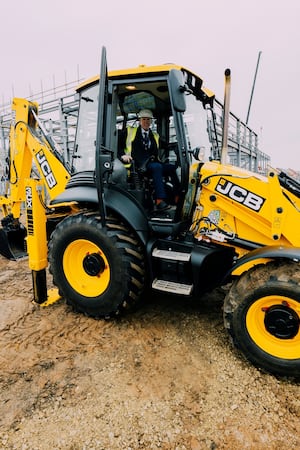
[169,69,186,112]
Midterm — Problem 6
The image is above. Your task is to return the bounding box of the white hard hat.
[138,109,154,119]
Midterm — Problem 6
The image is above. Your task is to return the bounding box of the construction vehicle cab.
[1,47,300,377]
[62,55,214,232]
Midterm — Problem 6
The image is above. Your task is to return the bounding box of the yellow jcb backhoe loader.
[0,47,299,377]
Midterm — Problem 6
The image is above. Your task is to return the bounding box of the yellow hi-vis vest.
[124,126,159,156]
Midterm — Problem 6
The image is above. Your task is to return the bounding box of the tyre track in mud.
[0,295,118,373]
[0,257,222,373]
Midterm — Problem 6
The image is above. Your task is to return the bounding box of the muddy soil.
[0,255,299,449]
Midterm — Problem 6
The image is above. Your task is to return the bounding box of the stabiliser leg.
[32,269,48,304]
[24,178,60,305]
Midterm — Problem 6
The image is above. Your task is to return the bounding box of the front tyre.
[48,213,145,318]
[224,261,300,377]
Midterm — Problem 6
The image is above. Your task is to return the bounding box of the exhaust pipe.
[221,68,231,165]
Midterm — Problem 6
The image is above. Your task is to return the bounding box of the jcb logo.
[25,186,34,235]
[25,186,32,208]
[36,150,57,189]
[215,178,265,212]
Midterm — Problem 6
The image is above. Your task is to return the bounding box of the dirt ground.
[0,254,299,450]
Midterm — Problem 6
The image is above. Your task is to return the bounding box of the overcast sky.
[1,0,299,169]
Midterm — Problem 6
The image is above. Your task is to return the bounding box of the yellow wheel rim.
[246,296,300,359]
[63,239,110,297]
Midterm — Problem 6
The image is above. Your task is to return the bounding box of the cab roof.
[76,63,215,101]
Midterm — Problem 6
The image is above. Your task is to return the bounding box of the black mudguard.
[229,245,300,277]
[51,184,149,245]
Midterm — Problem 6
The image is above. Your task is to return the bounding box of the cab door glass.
[183,93,211,163]
[73,84,98,172]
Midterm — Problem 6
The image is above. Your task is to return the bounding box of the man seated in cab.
[118,109,180,210]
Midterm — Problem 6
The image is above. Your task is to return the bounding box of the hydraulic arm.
[0,98,70,219]
[0,98,71,299]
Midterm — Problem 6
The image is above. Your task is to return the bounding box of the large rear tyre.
[48,213,145,318]
[224,261,300,377]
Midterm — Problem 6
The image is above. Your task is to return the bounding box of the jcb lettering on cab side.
[36,150,57,189]
[215,178,265,212]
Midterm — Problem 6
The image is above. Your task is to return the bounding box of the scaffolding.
[210,99,270,174]
[0,79,80,165]
[0,81,271,191]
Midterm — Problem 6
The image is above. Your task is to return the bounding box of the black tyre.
[224,261,300,377]
[48,213,145,318]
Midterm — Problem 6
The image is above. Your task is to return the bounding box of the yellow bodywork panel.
[192,161,300,253]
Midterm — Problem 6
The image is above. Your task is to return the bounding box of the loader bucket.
[0,226,27,260]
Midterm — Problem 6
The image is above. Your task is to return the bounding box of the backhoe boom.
[0,98,71,260]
